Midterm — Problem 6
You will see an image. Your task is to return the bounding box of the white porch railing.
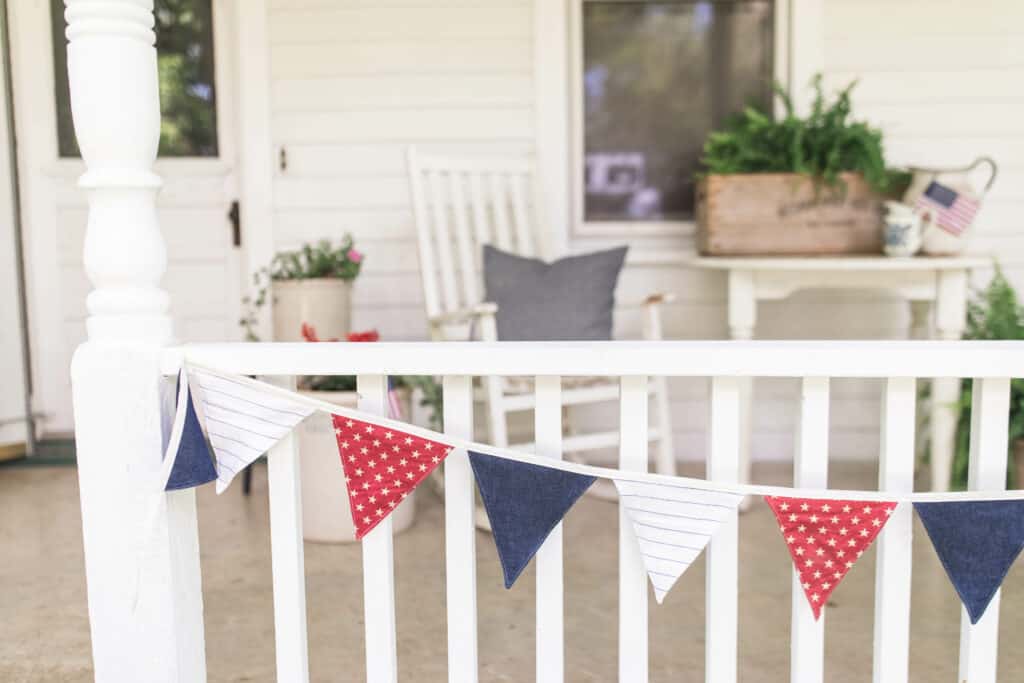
[150,340,1021,682]
[60,1,1023,681]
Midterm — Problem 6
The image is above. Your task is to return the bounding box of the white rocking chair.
[406,148,676,501]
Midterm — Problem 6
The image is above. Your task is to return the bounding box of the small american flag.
[387,376,403,420]
[914,181,980,237]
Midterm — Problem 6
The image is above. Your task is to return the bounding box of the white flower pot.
[297,390,416,543]
[272,278,352,342]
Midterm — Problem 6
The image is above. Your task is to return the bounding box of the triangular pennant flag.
[614,479,745,603]
[766,496,898,619]
[914,500,1024,624]
[165,376,217,491]
[468,451,595,588]
[333,414,454,539]
[188,368,315,493]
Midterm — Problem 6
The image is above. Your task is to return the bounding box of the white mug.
[883,201,927,257]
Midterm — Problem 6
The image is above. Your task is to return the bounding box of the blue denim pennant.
[468,451,595,588]
[914,500,1024,624]
[165,379,218,491]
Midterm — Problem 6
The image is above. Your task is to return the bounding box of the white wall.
[263,0,1024,464]
[267,0,535,338]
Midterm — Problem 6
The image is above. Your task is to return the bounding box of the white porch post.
[65,1,206,680]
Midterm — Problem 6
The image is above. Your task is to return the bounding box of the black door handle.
[228,200,241,247]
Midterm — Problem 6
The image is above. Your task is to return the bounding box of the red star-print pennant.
[332,414,453,539]
[766,495,898,619]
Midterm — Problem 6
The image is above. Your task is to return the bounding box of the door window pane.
[582,1,773,222]
[51,0,219,158]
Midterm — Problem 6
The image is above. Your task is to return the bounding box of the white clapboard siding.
[268,0,536,368]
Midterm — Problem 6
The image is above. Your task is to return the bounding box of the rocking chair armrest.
[641,291,677,308]
[639,292,676,341]
[428,302,499,327]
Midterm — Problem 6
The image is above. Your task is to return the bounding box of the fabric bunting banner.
[333,414,453,539]
[188,368,315,493]
[914,500,1024,624]
[468,450,596,588]
[767,496,897,619]
[164,376,217,491]
[615,479,745,603]
[157,364,1024,619]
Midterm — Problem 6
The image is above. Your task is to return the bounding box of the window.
[50,0,219,158]
[576,0,774,227]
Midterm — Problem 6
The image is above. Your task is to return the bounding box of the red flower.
[300,323,378,343]
[346,330,380,342]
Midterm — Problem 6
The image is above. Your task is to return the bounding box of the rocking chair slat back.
[407,148,543,318]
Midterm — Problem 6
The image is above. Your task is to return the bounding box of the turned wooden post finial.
[64,0,172,343]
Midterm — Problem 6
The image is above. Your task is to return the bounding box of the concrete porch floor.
[1,461,1022,682]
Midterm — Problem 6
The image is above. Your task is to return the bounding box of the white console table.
[691,255,991,492]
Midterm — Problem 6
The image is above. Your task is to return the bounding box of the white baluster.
[443,375,478,683]
[66,1,205,680]
[791,377,829,683]
[266,377,310,682]
[706,376,740,683]
[958,377,1010,683]
[872,377,915,683]
[359,374,399,682]
[535,375,564,682]
[619,375,649,682]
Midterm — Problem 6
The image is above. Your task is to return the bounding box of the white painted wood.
[467,170,491,250]
[534,375,564,683]
[872,377,915,683]
[790,377,830,683]
[447,172,480,305]
[509,171,534,256]
[167,340,1024,380]
[265,375,310,683]
[706,377,740,683]
[358,374,399,683]
[788,0,825,115]
[699,256,984,492]
[0,16,29,451]
[427,169,459,312]
[532,0,570,255]
[958,377,1011,683]
[618,375,648,682]
[488,172,513,251]
[442,375,478,682]
[234,0,276,342]
[407,148,442,318]
[64,2,207,677]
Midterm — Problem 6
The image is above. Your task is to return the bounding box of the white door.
[8,0,244,435]
[0,12,30,454]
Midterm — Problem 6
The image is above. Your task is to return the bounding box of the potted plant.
[697,76,909,255]
[295,326,419,543]
[240,236,363,342]
[948,268,1024,489]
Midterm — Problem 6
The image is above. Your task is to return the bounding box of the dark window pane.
[51,0,219,158]
[582,1,773,222]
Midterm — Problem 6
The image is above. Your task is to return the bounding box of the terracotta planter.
[272,278,352,342]
[297,390,415,543]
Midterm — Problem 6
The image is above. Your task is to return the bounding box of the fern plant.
[948,267,1024,489]
[701,75,904,193]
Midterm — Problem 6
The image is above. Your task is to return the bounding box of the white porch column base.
[65,0,206,679]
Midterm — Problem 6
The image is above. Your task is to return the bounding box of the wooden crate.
[696,173,884,255]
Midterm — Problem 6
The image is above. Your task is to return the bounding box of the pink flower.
[347,249,363,263]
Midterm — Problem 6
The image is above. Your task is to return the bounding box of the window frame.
[567,0,790,239]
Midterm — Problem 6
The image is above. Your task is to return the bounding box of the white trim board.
[534,0,810,247]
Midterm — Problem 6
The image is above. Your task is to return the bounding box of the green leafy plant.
[701,75,907,194]
[949,267,1024,489]
[240,236,363,341]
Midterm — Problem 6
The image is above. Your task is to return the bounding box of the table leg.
[931,270,969,491]
[728,271,756,494]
